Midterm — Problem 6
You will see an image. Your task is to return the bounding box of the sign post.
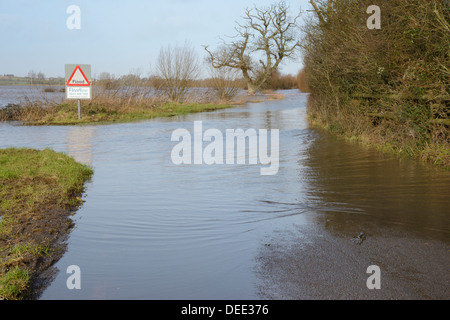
[65,64,92,119]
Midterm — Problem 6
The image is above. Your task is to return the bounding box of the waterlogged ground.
[0,88,449,299]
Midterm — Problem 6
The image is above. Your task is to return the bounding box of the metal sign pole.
[78,99,81,119]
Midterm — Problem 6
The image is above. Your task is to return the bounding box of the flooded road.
[0,89,449,299]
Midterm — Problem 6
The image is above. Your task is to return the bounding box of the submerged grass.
[0,148,93,299]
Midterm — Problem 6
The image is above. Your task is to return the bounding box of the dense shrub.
[303,0,449,167]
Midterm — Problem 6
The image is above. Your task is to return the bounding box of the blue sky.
[0,0,312,78]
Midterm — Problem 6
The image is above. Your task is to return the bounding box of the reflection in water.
[66,126,96,166]
[304,132,450,241]
[256,128,450,300]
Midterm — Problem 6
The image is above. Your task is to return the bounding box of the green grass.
[0,148,93,208]
[0,148,93,299]
[0,267,30,300]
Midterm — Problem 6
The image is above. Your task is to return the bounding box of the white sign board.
[66,86,91,99]
[65,64,92,100]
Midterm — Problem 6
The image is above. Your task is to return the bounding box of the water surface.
[0,88,448,299]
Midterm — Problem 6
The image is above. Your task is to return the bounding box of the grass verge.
[0,100,236,126]
[0,148,93,299]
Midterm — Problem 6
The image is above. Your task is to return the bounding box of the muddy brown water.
[0,88,448,299]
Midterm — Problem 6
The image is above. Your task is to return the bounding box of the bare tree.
[204,1,301,94]
[28,70,36,85]
[96,72,119,90]
[207,65,243,101]
[37,72,45,80]
[98,72,113,81]
[155,43,201,102]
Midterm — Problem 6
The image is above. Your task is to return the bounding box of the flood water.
[0,85,65,107]
[0,88,449,299]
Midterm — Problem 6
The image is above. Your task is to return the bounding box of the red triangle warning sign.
[67,65,90,86]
